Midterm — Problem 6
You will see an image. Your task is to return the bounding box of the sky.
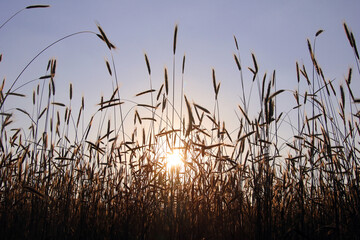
[1,0,359,139]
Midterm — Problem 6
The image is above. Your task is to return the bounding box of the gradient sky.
[1,0,359,135]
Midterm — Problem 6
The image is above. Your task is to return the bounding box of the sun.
[165,149,184,170]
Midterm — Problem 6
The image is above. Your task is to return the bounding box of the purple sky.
[1,0,359,136]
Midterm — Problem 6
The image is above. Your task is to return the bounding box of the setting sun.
[165,150,184,170]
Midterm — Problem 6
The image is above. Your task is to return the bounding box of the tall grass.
[1,6,360,240]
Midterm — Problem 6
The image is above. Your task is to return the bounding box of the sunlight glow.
[165,150,184,170]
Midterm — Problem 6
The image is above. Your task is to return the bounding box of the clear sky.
[1,0,359,136]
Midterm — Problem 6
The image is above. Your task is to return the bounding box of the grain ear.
[164,67,169,95]
[234,54,241,71]
[144,53,151,75]
[184,95,193,137]
[315,29,324,37]
[173,24,178,55]
[26,5,50,9]
[105,59,112,76]
[96,23,116,50]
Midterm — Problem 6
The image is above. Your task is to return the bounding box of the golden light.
[165,149,184,170]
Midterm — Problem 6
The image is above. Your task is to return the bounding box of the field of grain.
[1,5,360,240]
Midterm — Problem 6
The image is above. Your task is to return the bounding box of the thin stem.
[0,31,95,111]
[0,8,25,31]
